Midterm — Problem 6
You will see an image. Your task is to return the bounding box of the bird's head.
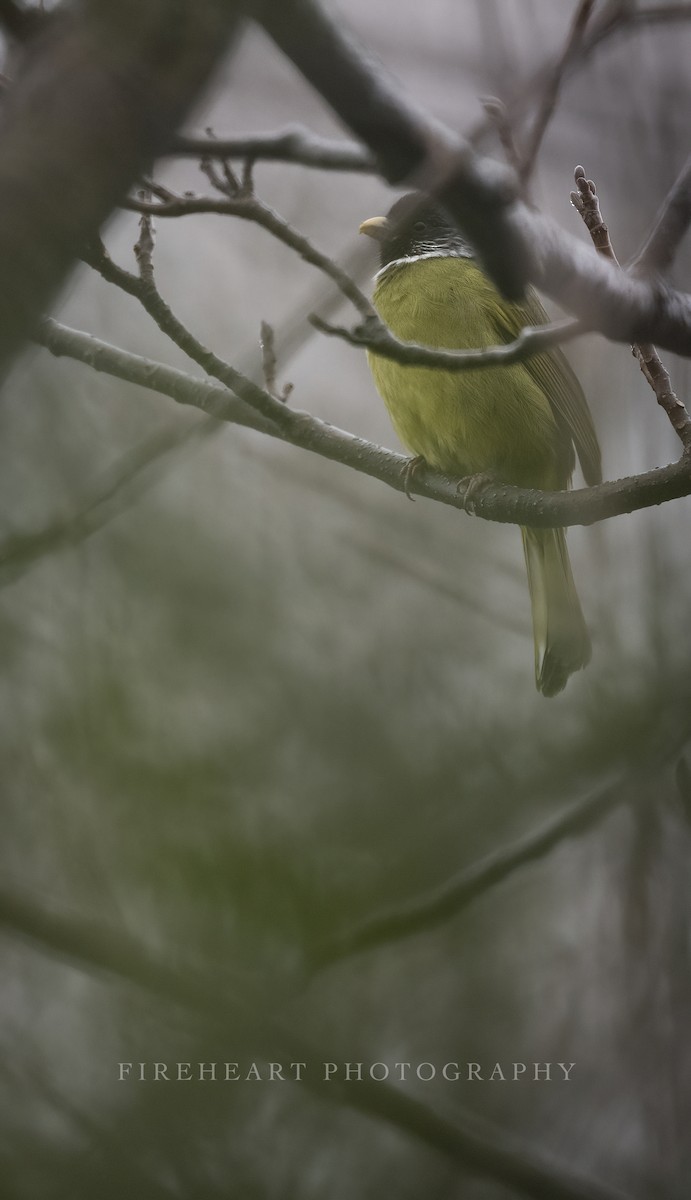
[359,193,473,270]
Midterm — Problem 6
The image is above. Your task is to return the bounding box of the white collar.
[374,249,474,283]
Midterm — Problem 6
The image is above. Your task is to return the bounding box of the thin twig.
[313,771,630,967]
[260,320,293,402]
[571,166,691,449]
[519,0,597,186]
[82,238,292,429]
[260,320,278,395]
[34,317,691,529]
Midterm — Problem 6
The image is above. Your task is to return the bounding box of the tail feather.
[521,526,591,697]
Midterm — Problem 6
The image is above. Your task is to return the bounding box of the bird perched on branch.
[360,193,601,697]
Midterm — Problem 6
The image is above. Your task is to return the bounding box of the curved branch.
[311,312,584,370]
[35,318,691,529]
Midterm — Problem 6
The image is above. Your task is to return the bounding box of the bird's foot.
[401,454,426,501]
[457,471,496,514]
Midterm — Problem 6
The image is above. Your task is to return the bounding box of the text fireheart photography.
[118,1061,576,1083]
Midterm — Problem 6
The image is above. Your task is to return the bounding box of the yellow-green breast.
[368,256,566,490]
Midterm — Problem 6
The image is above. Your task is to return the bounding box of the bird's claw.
[402,455,425,501]
[457,471,495,514]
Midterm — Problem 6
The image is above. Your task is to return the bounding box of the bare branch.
[258,0,531,300]
[0,884,632,1200]
[468,2,691,151]
[311,312,585,371]
[168,9,691,179]
[314,772,630,967]
[34,317,691,529]
[124,185,586,376]
[171,125,375,172]
[519,0,597,186]
[258,0,691,357]
[35,319,277,435]
[82,238,292,429]
[571,166,691,449]
[123,189,374,321]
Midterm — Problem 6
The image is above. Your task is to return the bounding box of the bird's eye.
[412,220,426,233]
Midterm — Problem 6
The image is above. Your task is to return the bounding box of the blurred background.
[1,1,691,1196]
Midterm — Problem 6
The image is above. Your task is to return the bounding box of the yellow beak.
[359,216,389,241]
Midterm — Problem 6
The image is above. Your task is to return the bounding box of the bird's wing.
[491,288,602,487]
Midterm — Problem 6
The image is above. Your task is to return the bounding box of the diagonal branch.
[35,319,277,435]
[313,773,630,968]
[33,317,691,528]
[0,885,633,1200]
[313,713,691,967]
[633,152,691,276]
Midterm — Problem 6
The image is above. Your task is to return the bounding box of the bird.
[359,192,601,697]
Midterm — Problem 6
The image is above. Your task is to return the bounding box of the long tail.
[521,525,591,697]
